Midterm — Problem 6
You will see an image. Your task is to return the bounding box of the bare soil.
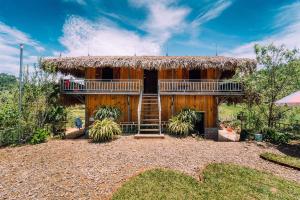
[0,136,299,200]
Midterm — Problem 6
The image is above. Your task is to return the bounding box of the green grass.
[260,152,300,170]
[66,105,85,128]
[112,163,300,200]
[218,103,243,122]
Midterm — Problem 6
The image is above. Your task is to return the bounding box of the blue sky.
[0,0,299,74]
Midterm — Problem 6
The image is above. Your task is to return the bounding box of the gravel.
[0,136,299,199]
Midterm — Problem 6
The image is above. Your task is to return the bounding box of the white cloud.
[59,0,234,56]
[60,16,161,56]
[224,2,300,58]
[0,22,43,75]
[186,0,232,47]
[63,0,86,5]
[130,0,190,43]
[60,0,190,56]
[191,0,232,27]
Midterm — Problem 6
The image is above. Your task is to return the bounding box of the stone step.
[134,134,165,139]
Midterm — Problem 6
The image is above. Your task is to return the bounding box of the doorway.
[102,67,113,80]
[143,69,158,93]
[189,69,201,80]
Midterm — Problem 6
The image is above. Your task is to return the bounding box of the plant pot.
[254,133,263,142]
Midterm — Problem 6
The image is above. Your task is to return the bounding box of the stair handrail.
[158,81,162,135]
[137,87,143,134]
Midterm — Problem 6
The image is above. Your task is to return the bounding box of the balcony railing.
[61,79,243,95]
[60,79,142,95]
[158,79,243,95]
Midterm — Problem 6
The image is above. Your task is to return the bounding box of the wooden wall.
[85,67,220,128]
[85,68,142,126]
[158,69,219,128]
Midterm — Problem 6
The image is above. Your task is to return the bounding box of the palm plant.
[94,106,121,121]
[89,119,121,142]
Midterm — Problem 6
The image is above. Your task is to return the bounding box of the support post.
[171,95,174,116]
[127,95,131,122]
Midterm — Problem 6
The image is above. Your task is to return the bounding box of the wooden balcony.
[60,79,142,95]
[158,79,243,95]
[60,79,243,95]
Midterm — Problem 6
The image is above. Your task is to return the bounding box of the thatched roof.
[41,56,256,76]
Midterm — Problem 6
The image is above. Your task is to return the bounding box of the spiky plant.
[167,116,194,137]
[94,106,121,121]
[177,108,199,124]
[89,119,122,142]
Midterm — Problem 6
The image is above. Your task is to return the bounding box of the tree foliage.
[0,68,66,146]
[0,73,17,90]
[237,44,300,131]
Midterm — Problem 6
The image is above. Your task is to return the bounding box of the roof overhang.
[41,56,257,76]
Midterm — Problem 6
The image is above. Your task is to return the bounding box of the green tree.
[238,44,300,129]
[0,73,17,89]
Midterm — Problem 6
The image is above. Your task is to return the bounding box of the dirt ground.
[0,136,299,200]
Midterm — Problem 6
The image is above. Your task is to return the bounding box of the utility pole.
[19,44,24,114]
[19,44,24,141]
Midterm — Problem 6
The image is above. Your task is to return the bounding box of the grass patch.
[112,163,300,200]
[66,105,85,128]
[219,103,243,122]
[260,152,300,170]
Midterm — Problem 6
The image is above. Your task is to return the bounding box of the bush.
[94,106,121,121]
[176,108,199,124]
[239,129,254,141]
[89,119,122,142]
[167,116,194,137]
[261,127,291,145]
[30,128,49,145]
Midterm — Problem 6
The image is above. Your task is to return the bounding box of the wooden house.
[42,56,256,137]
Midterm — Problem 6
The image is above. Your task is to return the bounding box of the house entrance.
[143,69,158,93]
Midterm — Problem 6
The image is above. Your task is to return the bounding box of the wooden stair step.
[140,124,159,126]
[140,128,160,132]
[142,119,159,121]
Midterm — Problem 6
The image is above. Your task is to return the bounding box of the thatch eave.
[41,56,256,76]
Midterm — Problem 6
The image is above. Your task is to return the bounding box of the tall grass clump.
[94,106,121,121]
[89,119,121,142]
[168,108,200,137]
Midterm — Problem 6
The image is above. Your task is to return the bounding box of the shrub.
[167,116,194,137]
[94,106,121,121]
[30,128,49,145]
[176,108,199,124]
[89,119,121,142]
[239,129,254,141]
[261,127,291,145]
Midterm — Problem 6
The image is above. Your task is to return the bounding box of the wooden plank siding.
[84,67,218,128]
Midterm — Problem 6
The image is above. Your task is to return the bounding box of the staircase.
[135,94,164,139]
